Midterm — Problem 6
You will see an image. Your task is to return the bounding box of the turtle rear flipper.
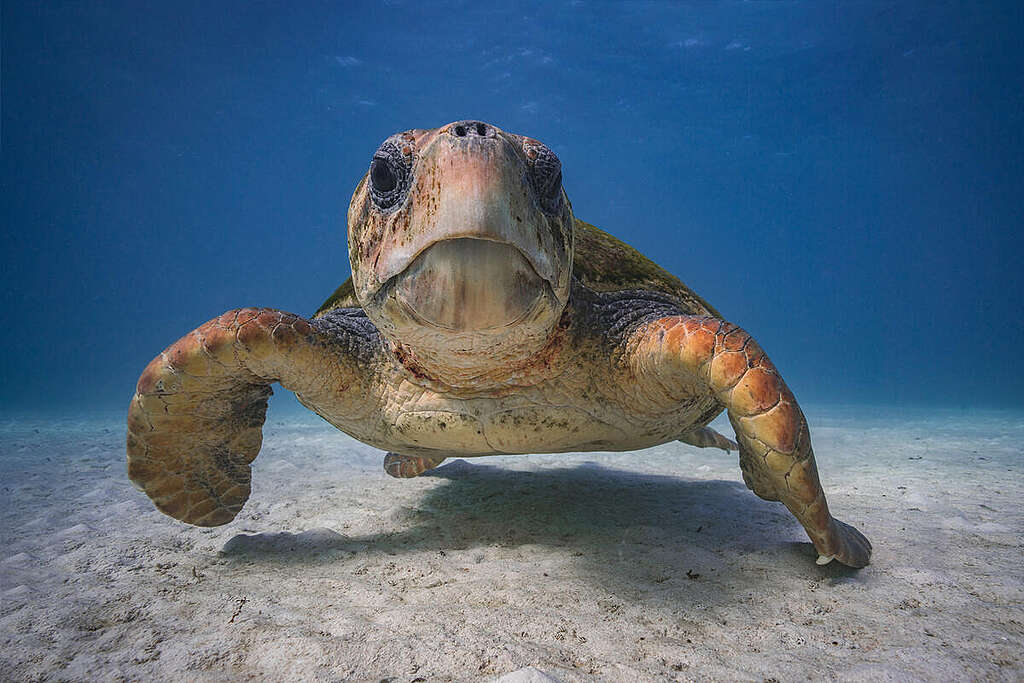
[383,453,447,478]
[678,427,738,452]
[127,308,362,526]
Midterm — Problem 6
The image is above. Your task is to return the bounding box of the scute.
[313,218,720,319]
[571,219,720,317]
[314,277,360,317]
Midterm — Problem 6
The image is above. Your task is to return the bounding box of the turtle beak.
[367,122,564,299]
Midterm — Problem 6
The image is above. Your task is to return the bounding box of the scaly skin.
[628,315,871,567]
[126,308,363,525]
[383,453,447,478]
[127,119,872,568]
[126,300,871,566]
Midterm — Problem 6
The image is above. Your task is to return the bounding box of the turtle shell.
[313,218,720,319]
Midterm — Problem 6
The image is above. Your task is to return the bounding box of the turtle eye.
[523,139,563,214]
[370,158,397,193]
[368,136,413,212]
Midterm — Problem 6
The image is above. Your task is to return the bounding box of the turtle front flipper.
[127,308,364,526]
[628,316,871,568]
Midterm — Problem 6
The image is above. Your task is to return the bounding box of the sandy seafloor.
[1,405,1021,682]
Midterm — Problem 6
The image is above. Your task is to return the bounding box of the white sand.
[1,406,1022,681]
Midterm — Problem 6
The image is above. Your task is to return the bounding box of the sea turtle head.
[347,120,574,378]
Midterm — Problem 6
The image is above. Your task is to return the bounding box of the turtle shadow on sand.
[220,459,861,603]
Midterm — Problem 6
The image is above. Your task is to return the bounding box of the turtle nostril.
[451,121,491,138]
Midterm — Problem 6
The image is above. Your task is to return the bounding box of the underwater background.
[4,3,1024,680]
[4,1,1023,414]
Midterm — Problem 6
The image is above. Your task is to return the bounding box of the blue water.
[3,1,1023,412]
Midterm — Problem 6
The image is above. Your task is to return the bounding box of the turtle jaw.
[369,236,566,382]
[386,237,555,333]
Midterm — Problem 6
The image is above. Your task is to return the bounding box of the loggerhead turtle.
[127,120,871,568]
